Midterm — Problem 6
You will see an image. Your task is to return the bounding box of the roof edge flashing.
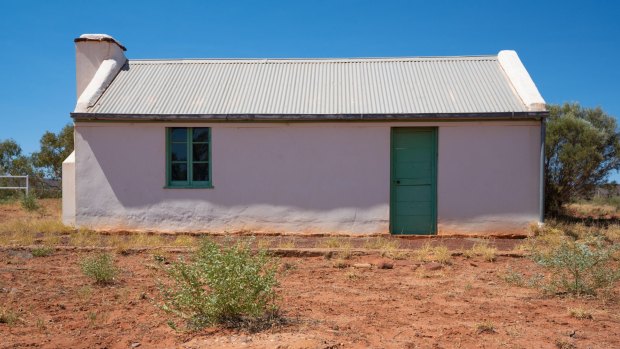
[70,112,548,122]
[497,50,546,112]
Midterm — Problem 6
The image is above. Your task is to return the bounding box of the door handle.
[394,180,401,184]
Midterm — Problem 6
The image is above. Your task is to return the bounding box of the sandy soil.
[1,249,619,349]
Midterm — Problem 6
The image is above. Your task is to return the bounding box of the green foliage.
[0,139,22,174]
[532,238,620,296]
[20,192,39,212]
[31,246,54,257]
[545,103,620,214]
[80,253,119,285]
[32,124,74,180]
[160,239,279,330]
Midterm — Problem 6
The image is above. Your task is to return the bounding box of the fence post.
[26,175,29,196]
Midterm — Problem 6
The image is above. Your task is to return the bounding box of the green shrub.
[31,246,54,257]
[532,238,620,296]
[160,239,279,330]
[80,253,119,285]
[20,192,39,212]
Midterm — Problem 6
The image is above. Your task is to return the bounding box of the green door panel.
[390,128,437,235]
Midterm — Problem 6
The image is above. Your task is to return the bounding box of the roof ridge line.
[127,55,499,63]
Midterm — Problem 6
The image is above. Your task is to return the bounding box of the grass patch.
[568,307,593,320]
[80,253,119,285]
[500,267,525,286]
[0,307,20,325]
[320,237,350,249]
[275,240,295,249]
[413,242,452,264]
[364,237,405,259]
[31,246,54,257]
[555,339,576,349]
[172,235,195,247]
[20,193,39,212]
[159,239,280,331]
[70,229,99,247]
[464,242,497,262]
[475,320,496,334]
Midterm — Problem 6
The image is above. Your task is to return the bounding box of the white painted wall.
[62,151,76,226]
[70,121,541,235]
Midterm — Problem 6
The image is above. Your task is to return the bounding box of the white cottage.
[63,34,547,236]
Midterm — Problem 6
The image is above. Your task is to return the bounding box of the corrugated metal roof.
[87,56,529,115]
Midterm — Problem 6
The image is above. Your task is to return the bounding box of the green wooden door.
[390,128,437,235]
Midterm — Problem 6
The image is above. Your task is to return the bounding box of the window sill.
[163,185,214,189]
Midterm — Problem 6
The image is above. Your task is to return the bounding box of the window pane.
[171,163,187,181]
[193,144,209,161]
[193,128,209,143]
[171,143,187,161]
[170,128,187,142]
[193,163,209,181]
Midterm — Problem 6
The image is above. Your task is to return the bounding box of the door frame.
[389,127,438,235]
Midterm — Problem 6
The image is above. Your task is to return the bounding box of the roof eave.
[71,112,549,122]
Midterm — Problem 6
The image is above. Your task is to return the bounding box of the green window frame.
[165,127,213,188]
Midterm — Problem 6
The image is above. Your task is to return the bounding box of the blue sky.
[1,0,619,177]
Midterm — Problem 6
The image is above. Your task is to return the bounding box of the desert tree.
[32,124,73,180]
[545,103,620,214]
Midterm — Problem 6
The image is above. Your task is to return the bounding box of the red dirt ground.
[1,249,619,349]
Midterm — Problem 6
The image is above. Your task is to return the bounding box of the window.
[166,127,212,188]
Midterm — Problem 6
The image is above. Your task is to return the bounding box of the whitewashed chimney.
[74,34,127,112]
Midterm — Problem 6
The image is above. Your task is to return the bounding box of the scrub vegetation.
[79,253,119,285]
[463,242,498,262]
[1,198,619,347]
[158,239,280,331]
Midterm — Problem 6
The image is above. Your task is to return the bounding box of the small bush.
[20,192,39,212]
[80,253,119,285]
[31,246,54,257]
[532,238,620,296]
[160,239,279,330]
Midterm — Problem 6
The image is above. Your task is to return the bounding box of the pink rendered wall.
[72,121,541,234]
[437,123,541,234]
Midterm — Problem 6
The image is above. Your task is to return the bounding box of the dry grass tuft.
[320,237,353,259]
[320,237,351,249]
[413,242,452,264]
[431,245,452,264]
[475,320,496,334]
[255,238,271,250]
[70,229,100,247]
[568,307,593,320]
[31,246,54,257]
[364,237,405,259]
[171,234,196,247]
[275,238,296,249]
[0,307,20,325]
[464,242,497,262]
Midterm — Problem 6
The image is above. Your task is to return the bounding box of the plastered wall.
[68,120,541,235]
